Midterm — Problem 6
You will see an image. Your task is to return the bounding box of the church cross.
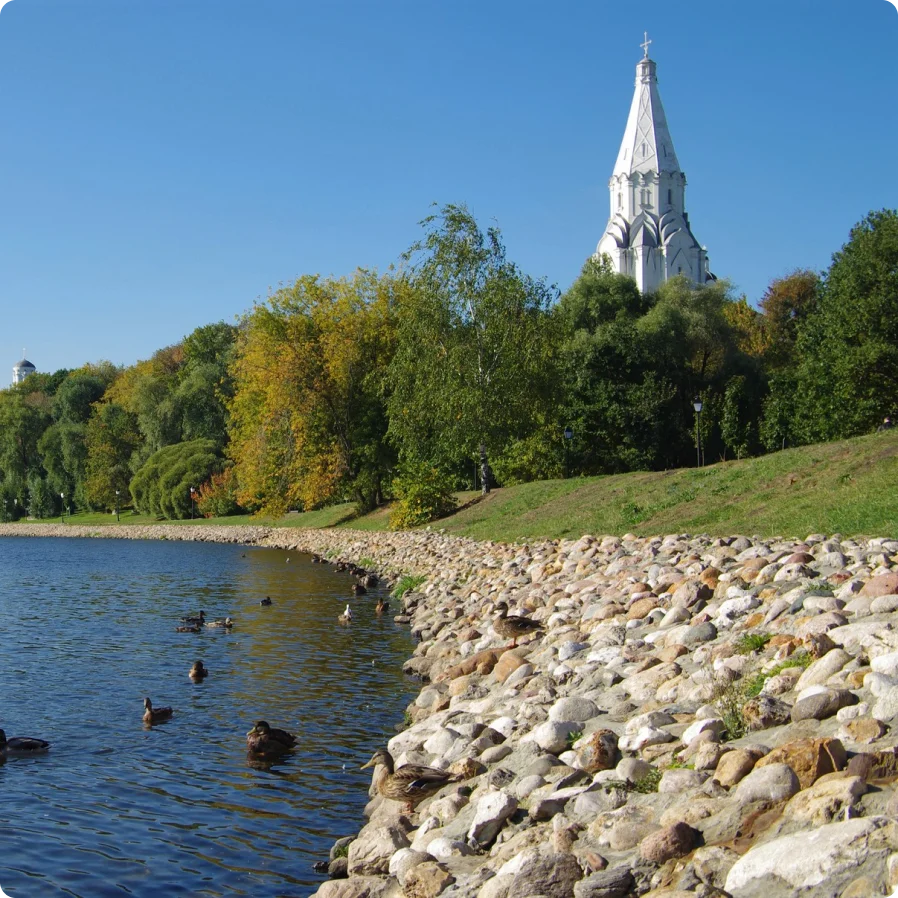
[641,32,652,58]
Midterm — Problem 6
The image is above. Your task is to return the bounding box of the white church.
[596,37,714,294]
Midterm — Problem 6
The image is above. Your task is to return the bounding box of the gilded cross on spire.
[641,31,652,58]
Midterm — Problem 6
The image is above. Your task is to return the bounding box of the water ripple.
[0,537,414,896]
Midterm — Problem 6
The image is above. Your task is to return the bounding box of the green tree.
[130,439,222,519]
[791,210,898,440]
[83,403,141,510]
[228,270,398,514]
[388,204,558,493]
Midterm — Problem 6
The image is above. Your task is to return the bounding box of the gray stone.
[795,649,853,690]
[504,850,584,898]
[725,816,898,898]
[681,621,718,646]
[573,867,634,898]
[733,763,800,804]
[549,696,600,723]
[532,720,581,754]
[658,768,708,793]
[347,823,411,876]
[467,791,518,847]
[791,688,857,722]
[558,641,590,661]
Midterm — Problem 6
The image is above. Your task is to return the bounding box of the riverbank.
[6,523,898,898]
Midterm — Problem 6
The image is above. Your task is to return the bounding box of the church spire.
[612,37,681,178]
[595,41,713,294]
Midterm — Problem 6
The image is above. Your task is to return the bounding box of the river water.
[0,536,416,897]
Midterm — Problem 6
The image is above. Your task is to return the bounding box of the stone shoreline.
[6,523,898,898]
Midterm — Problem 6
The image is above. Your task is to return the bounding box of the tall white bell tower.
[596,36,714,294]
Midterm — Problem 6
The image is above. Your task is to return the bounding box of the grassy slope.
[37,431,898,541]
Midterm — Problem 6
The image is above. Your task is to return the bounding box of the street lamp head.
[693,397,703,413]
[563,426,573,441]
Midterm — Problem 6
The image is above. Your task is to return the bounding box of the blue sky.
[0,0,895,375]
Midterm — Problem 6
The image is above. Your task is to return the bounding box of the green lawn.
[17,431,898,541]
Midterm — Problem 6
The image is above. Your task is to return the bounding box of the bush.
[196,467,244,518]
[389,461,457,530]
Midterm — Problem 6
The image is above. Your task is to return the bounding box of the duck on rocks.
[360,748,461,813]
[189,660,208,680]
[0,729,50,754]
[246,720,296,756]
[493,601,543,647]
[143,697,173,725]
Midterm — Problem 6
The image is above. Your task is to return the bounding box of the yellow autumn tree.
[228,269,400,515]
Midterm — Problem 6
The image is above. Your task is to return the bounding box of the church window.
[617,193,622,210]
[641,142,647,157]
[667,188,672,205]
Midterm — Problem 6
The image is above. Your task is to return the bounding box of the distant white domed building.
[595,36,714,294]
[12,354,36,385]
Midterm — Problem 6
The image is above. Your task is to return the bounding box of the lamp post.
[692,397,703,468]
[115,489,120,523]
[563,426,574,479]
[190,486,196,520]
[60,492,65,523]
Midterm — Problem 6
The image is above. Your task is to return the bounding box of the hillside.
[41,430,898,541]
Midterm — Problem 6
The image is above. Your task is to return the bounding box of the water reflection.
[0,536,415,896]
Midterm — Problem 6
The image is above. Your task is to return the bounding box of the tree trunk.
[479,443,492,496]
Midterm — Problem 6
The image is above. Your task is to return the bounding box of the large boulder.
[347,823,411,876]
[724,816,898,898]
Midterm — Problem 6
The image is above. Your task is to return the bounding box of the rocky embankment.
[7,524,898,898]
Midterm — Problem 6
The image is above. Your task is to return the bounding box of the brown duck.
[360,749,461,813]
[143,697,173,725]
[189,660,208,680]
[246,720,297,756]
[493,601,543,647]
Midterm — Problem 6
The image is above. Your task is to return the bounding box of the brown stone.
[713,748,764,787]
[404,861,455,898]
[755,737,846,789]
[847,746,898,781]
[656,644,688,663]
[742,695,792,730]
[628,596,660,620]
[449,757,486,779]
[639,822,698,863]
[700,567,721,588]
[803,632,837,658]
[436,647,507,681]
[860,572,898,597]
[577,729,619,773]
[843,717,888,744]
[628,581,653,595]
[784,552,815,564]
[743,612,766,629]
[448,673,479,696]
[493,651,528,683]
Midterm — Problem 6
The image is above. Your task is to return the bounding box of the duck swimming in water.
[260,596,272,606]
[180,610,205,625]
[0,729,50,754]
[143,697,173,725]
[175,623,201,633]
[246,720,296,756]
[205,617,233,628]
[189,660,208,680]
[375,597,388,615]
[338,604,352,623]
